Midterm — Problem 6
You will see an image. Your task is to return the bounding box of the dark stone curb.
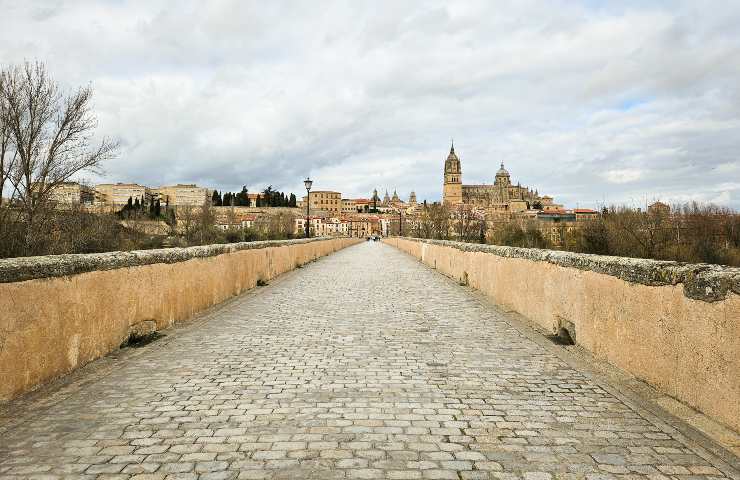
[396,237,740,302]
[0,237,338,284]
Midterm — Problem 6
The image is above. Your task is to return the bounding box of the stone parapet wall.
[384,237,740,432]
[0,237,360,401]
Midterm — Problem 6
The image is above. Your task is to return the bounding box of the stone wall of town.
[0,237,360,402]
[385,237,740,432]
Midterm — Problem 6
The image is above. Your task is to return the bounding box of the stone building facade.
[156,184,208,207]
[442,142,551,214]
[302,190,341,216]
[95,183,152,207]
[34,182,95,205]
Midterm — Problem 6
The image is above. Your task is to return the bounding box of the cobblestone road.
[1,242,737,480]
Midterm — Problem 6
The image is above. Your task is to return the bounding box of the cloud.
[1,0,739,208]
[602,169,644,184]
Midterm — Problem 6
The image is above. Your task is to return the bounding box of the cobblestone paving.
[1,242,737,480]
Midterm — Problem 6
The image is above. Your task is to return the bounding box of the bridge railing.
[0,237,361,402]
[385,236,740,433]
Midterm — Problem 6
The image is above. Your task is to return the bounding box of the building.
[247,193,260,205]
[648,201,671,215]
[293,212,388,238]
[212,207,261,228]
[534,210,578,247]
[295,216,325,237]
[345,217,374,237]
[35,182,95,205]
[574,208,599,220]
[320,218,348,236]
[354,199,372,213]
[341,198,357,213]
[296,216,351,237]
[382,190,391,205]
[368,188,417,212]
[156,184,207,207]
[539,196,561,211]
[537,210,576,223]
[215,214,256,231]
[95,183,152,207]
[302,190,341,216]
[341,198,377,213]
[348,214,385,236]
[442,142,554,214]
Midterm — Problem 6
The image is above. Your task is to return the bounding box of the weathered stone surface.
[0,242,735,478]
[385,237,740,435]
[396,238,740,302]
[0,237,336,284]
[0,237,360,402]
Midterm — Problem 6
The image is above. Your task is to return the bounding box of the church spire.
[450,138,455,154]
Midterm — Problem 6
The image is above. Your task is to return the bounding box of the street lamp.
[304,177,313,238]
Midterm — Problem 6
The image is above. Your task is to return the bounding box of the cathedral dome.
[494,162,511,187]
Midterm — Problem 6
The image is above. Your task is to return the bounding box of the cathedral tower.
[494,162,511,201]
[443,141,463,205]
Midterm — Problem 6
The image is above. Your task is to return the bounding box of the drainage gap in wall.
[120,331,165,349]
[546,327,575,346]
[257,279,269,286]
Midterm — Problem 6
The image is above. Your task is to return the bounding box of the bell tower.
[443,141,463,205]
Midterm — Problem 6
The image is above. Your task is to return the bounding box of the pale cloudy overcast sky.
[2,1,739,208]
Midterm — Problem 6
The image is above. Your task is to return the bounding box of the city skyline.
[2,2,739,208]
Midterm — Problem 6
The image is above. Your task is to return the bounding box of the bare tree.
[196,201,217,244]
[179,200,222,245]
[254,211,296,240]
[175,204,194,240]
[0,61,118,248]
[0,72,17,206]
[416,203,433,239]
[454,204,484,242]
[474,211,488,244]
[427,203,451,240]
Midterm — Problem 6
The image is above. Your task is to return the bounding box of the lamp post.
[304,177,313,238]
[398,209,403,236]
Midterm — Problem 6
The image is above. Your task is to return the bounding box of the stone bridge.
[0,239,738,479]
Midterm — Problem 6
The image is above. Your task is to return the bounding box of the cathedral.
[442,142,550,213]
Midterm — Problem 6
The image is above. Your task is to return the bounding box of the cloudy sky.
[2,1,739,209]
